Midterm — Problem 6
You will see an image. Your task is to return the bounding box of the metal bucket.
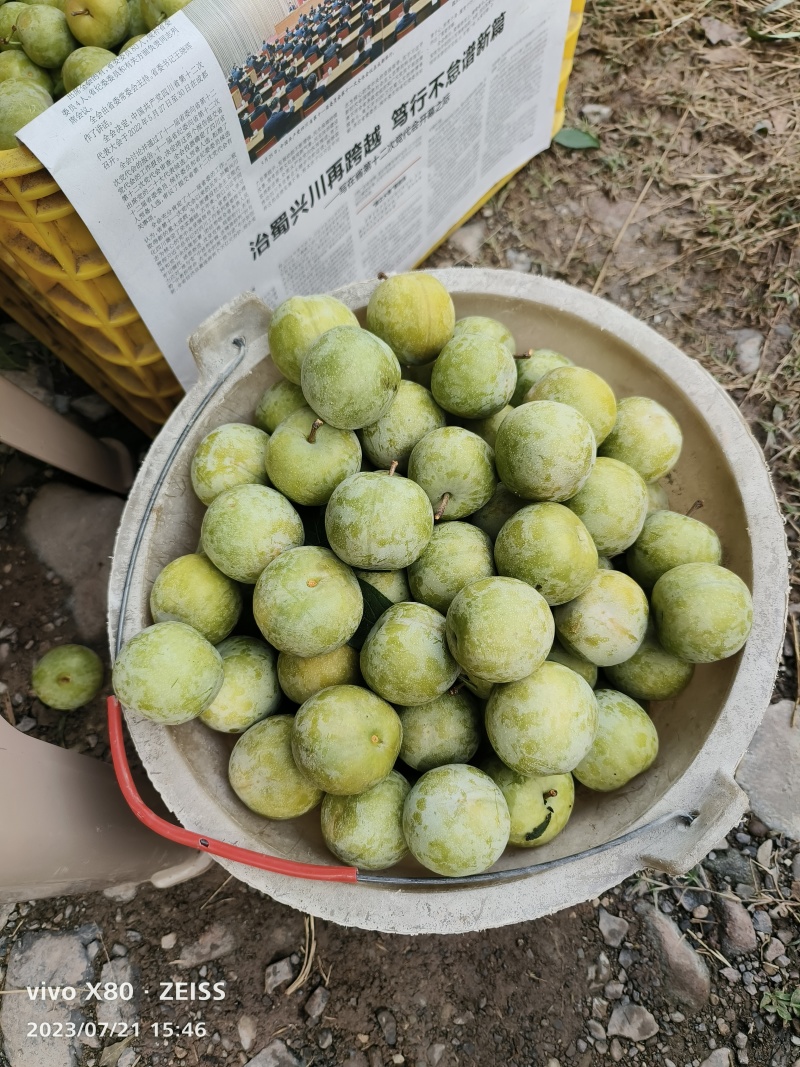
[107,268,789,934]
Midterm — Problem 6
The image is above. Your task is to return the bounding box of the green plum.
[605,625,694,701]
[32,644,102,710]
[452,315,515,354]
[353,568,410,603]
[321,770,410,869]
[494,502,597,605]
[229,715,322,819]
[253,546,362,656]
[64,0,128,48]
[445,576,554,683]
[360,380,446,473]
[526,366,617,445]
[470,482,525,541]
[291,684,402,795]
[407,426,496,521]
[0,4,26,51]
[190,422,270,505]
[112,621,223,725]
[554,570,649,667]
[150,552,241,644]
[407,521,495,614]
[126,0,146,34]
[486,661,598,775]
[546,638,598,688]
[277,644,361,704]
[15,5,76,65]
[511,349,573,406]
[651,562,753,663]
[481,755,574,848]
[199,636,280,733]
[599,396,682,482]
[402,764,510,877]
[451,405,512,450]
[573,689,658,791]
[200,483,304,584]
[268,296,358,384]
[265,406,360,506]
[566,457,648,557]
[360,601,459,706]
[301,325,400,430]
[627,509,722,591]
[366,271,455,366]
[140,0,189,29]
[397,690,481,771]
[253,378,305,433]
[647,481,669,513]
[117,31,142,49]
[325,471,433,570]
[0,49,53,90]
[0,80,50,147]
[431,334,516,419]
[61,44,112,89]
[494,401,595,501]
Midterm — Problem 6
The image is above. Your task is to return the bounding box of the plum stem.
[543,789,558,800]
[434,493,450,521]
[377,271,388,280]
[449,681,464,696]
[307,418,324,443]
[370,734,379,744]
[388,460,398,476]
[70,8,91,13]
[686,499,704,517]
[514,349,534,360]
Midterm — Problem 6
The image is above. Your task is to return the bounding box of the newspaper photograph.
[20,0,572,387]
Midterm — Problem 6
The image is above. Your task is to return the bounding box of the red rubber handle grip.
[107,696,359,884]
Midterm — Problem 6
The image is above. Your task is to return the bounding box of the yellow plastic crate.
[0,0,583,436]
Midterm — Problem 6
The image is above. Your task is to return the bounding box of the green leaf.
[296,505,330,549]
[747,24,800,38]
[348,579,393,650]
[760,0,795,13]
[553,127,600,150]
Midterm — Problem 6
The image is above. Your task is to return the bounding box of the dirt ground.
[1,1,799,1066]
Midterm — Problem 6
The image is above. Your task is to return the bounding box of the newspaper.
[21,0,572,387]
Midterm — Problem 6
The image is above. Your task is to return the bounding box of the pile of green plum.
[0,0,188,148]
[113,271,754,878]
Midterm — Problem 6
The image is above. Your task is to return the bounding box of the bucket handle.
[108,696,701,889]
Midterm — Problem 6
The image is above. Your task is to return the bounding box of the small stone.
[238,1015,257,1051]
[318,1029,333,1050]
[506,249,532,273]
[305,985,330,1022]
[792,854,800,881]
[720,899,757,956]
[449,220,487,260]
[264,956,298,993]
[246,1039,303,1067]
[751,911,772,935]
[176,924,235,967]
[736,700,800,840]
[587,1021,606,1040]
[671,1012,686,1023]
[764,938,784,963]
[391,1057,404,1065]
[161,933,177,949]
[731,330,763,375]
[605,982,625,1000]
[693,906,709,920]
[589,952,613,986]
[599,908,630,948]
[735,833,751,846]
[428,1044,446,1066]
[70,395,113,422]
[736,1053,748,1065]
[580,103,612,121]
[756,840,773,868]
[15,716,36,733]
[592,997,609,1019]
[618,948,637,969]
[699,1051,732,1067]
[734,1035,747,1050]
[610,1038,624,1062]
[637,903,710,1010]
[607,1004,659,1042]
[111,943,127,957]
[377,1008,398,1045]
[597,1042,608,1055]
[717,1020,730,1036]
[577,1039,588,1052]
